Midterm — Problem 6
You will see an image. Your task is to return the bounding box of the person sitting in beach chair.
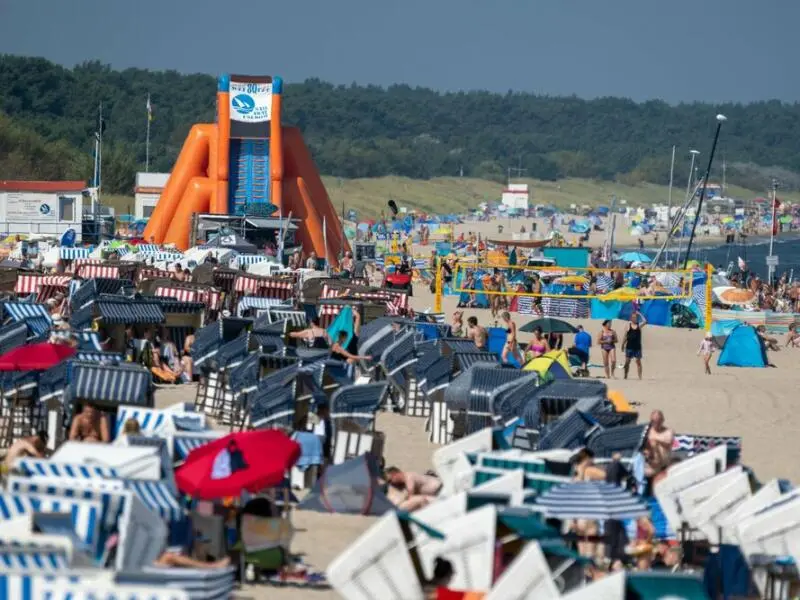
[150,341,182,384]
[69,403,110,443]
[3,431,48,468]
[385,467,442,512]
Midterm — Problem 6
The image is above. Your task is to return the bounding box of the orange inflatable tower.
[143,74,348,264]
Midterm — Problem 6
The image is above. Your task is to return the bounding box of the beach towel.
[292,431,324,470]
[327,306,354,348]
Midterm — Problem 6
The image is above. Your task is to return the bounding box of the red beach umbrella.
[175,429,300,500]
[0,342,77,371]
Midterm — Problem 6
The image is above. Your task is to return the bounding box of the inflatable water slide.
[143,74,348,263]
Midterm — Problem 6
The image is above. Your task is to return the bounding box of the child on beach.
[697,332,716,375]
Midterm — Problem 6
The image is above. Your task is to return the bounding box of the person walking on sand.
[621,312,647,380]
[599,320,618,379]
[697,332,716,374]
[500,311,523,365]
[466,316,488,350]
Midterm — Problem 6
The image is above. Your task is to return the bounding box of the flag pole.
[145,93,152,172]
[97,102,103,195]
[768,178,779,285]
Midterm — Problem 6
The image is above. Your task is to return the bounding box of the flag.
[737,256,747,271]
[146,94,153,122]
[772,197,781,237]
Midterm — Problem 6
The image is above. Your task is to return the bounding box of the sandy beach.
[155,273,800,599]
[450,216,728,252]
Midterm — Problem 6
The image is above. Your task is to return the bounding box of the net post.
[705,263,713,332]
[434,255,443,313]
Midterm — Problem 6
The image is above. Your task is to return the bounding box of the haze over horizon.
[1,0,798,104]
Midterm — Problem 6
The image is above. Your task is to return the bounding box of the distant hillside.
[2,54,800,198]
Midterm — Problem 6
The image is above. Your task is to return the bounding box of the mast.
[665,145,676,257]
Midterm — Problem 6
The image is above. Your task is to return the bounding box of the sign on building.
[6,193,57,222]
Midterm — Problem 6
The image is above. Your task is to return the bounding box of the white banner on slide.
[230,81,273,123]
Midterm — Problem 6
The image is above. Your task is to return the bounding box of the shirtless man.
[386,467,442,512]
[645,410,674,481]
[466,316,488,350]
[68,403,111,443]
[3,431,48,467]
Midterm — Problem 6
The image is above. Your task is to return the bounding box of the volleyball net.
[451,263,696,301]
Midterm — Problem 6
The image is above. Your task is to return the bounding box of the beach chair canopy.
[298,454,394,515]
[0,322,28,356]
[68,362,152,407]
[330,382,389,430]
[3,302,52,338]
[717,324,767,368]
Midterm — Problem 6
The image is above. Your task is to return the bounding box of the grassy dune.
[100,176,800,220]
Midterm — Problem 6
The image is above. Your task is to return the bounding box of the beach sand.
[447,216,725,252]
[155,277,800,599]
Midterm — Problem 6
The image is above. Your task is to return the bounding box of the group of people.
[727,270,800,313]
[571,409,676,570]
[450,307,651,379]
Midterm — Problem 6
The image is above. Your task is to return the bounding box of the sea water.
[647,234,800,280]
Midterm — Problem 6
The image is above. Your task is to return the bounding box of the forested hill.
[1,54,800,195]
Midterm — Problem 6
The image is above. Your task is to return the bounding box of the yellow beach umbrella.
[555,275,589,285]
[599,287,639,301]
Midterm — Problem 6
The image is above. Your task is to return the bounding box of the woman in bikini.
[68,403,110,443]
[526,326,550,361]
[500,311,523,365]
[599,319,619,379]
[289,318,330,349]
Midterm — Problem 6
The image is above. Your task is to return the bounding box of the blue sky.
[1,0,797,103]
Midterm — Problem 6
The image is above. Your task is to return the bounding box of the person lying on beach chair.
[385,467,442,512]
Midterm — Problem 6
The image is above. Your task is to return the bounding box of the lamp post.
[683,115,727,269]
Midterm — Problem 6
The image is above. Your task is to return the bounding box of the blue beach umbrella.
[535,481,649,521]
[619,251,652,264]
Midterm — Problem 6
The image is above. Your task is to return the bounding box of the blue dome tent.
[717,324,767,368]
